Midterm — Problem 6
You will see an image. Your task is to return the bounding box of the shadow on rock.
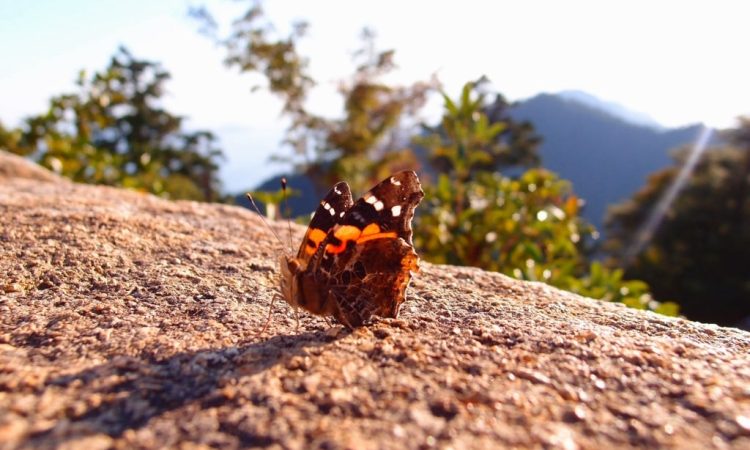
[32,330,344,445]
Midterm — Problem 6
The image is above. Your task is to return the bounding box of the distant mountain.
[243,92,708,239]
[509,93,706,232]
[557,90,664,130]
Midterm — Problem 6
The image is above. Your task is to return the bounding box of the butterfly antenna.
[245,192,289,255]
[281,177,294,253]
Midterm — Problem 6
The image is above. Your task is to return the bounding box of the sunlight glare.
[623,126,713,266]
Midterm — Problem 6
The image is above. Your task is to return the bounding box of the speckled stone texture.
[1,151,749,450]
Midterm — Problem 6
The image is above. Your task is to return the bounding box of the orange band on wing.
[358,223,396,242]
[304,228,328,255]
[334,225,362,241]
[309,228,327,243]
[361,223,381,236]
[325,241,347,254]
[356,231,397,243]
[322,223,397,254]
[323,225,362,254]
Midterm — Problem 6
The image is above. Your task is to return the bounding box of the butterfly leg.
[337,312,354,330]
[255,293,281,338]
[331,294,356,330]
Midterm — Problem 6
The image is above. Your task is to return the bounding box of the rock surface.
[1,151,749,449]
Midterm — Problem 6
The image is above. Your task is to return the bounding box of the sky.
[1,0,749,192]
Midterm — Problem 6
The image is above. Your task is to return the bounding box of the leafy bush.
[415,82,677,315]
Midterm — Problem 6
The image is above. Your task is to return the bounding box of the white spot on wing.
[365,194,377,204]
[373,200,384,211]
[390,176,401,186]
[339,211,345,217]
[391,205,402,217]
[322,201,336,215]
[334,186,342,194]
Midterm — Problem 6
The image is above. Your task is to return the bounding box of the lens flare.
[623,126,713,266]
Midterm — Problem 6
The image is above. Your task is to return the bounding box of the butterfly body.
[279,171,424,328]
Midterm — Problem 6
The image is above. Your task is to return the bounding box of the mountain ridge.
[556,89,665,130]
[509,92,706,232]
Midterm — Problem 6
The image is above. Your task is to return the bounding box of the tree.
[6,47,224,202]
[194,5,435,195]
[605,119,750,326]
[296,29,434,194]
[416,79,541,178]
[416,82,676,314]
[0,121,24,156]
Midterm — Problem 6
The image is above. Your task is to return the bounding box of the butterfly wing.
[336,170,423,245]
[304,171,424,327]
[296,181,353,266]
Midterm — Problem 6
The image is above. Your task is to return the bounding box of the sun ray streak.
[623,126,713,266]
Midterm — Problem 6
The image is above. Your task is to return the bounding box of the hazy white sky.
[1,0,748,190]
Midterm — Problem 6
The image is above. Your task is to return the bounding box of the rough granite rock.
[1,150,749,450]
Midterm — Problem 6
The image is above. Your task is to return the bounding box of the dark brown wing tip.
[390,170,424,200]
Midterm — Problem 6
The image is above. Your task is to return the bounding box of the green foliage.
[7,47,224,202]
[416,83,676,315]
[0,121,24,155]
[416,79,540,179]
[605,119,750,325]
[560,262,679,315]
[417,168,586,274]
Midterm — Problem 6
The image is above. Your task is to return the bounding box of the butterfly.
[254,171,424,331]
